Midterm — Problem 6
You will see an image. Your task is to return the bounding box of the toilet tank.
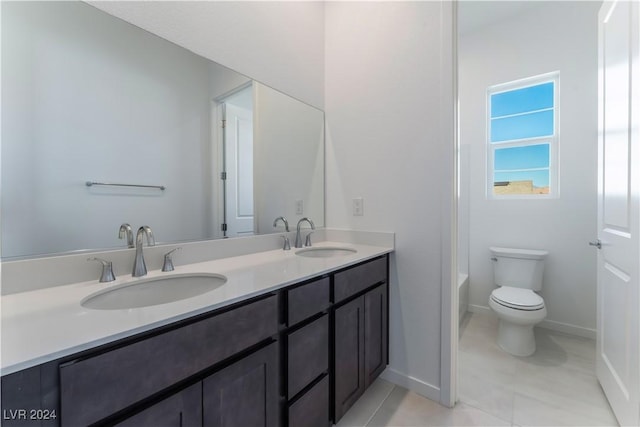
[490,247,548,291]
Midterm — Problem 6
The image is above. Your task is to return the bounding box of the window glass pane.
[491,82,554,117]
[494,144,550,170]
[491,110,554,142]
[493,169,550,195]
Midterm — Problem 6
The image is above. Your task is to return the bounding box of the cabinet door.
[364,284,388,387]
[202,342,279,427]
[333,297,365,422]
[116,383,202,427]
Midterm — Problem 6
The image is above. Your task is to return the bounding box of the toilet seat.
[490,286,545,311]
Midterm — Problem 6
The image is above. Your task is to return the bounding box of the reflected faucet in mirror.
[273,216,290,232]
[118,223,134,248]
[295,218,315,249]
[132,226,155,277]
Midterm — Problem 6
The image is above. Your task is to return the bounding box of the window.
[487,73,558,198]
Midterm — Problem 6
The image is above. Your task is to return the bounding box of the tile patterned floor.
[336,311,618,427]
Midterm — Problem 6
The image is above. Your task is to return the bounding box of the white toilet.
[488,246,548,357]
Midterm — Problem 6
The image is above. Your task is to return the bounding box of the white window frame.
[486,72,559,200]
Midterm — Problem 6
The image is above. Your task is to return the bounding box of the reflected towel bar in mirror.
[86,181,166,191]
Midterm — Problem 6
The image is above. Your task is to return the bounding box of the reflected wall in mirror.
[1,1,324,259]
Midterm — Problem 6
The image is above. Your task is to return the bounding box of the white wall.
[325,1,454,401]
[253,82,325,235]
[458,144,470,276]
[88,1,325,109]
[2,1,214,257]
[209,61,252,100]
[460,1,600,336]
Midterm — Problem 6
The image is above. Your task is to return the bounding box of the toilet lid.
[491,287,545,310]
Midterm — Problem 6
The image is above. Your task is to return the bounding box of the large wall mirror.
[1,1,324,260]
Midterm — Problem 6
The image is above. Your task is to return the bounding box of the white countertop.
[1,241,392,376]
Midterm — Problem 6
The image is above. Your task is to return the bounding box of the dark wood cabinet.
[284,277,332,427]
[59,295,278,426]
[116,383,202,427]
[1,254,389,427]
[334,257,387,303]
[334,296,366,422]
[364,283,388,387]
[114,342,279,427]
[287,277,330,327]
[333,276,388,422]
[203,342,279,427]
[287,376,330,427]
[287,314,329,399]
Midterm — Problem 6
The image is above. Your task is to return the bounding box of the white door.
[224,101,255,237]
[596,1,640,425]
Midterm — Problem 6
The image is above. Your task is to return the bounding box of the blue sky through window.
[491,82,554,117]
[494,144,550,187]
[490,81,554,189]
[491,110,554,142]
[495,144,549,170]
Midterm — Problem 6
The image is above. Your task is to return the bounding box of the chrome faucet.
[118,223,134,248]
[132,225,155,277]
[295,218,315,248]
[273,216,291,250]
[273,216,290,232]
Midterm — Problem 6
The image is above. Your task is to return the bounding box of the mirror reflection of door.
[220,85,255,237]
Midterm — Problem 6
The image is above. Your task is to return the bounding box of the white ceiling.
[458,1,548,35]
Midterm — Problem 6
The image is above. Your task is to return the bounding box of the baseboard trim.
[379,367,441,403]
[538,319,596,340]
[467,304,596,340]
[467,304,492,315]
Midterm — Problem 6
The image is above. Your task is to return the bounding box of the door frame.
[212,81,254,239]
[443,0,459,408]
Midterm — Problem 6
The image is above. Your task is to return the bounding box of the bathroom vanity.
[1,243,390,427]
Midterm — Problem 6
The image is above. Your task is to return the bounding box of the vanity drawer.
[287,314,328,399]
[334,257,387,303]
[60,295,278,426]
[288,375,330,427]
[115,382,202,427]
[287,277,330,326]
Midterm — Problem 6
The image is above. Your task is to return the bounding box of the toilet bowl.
[489,287,546,356]
[488,247,548,357]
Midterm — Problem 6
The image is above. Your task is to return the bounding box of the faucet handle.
[304,232,313,247]
[88,257,116,282]
[162,247,181,272]
[280,236,291,251]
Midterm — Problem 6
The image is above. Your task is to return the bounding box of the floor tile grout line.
[364,384,397,427]
[456,398,514,426]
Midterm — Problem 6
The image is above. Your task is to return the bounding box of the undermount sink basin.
[295,247,357,258]
[82,273,227,310]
